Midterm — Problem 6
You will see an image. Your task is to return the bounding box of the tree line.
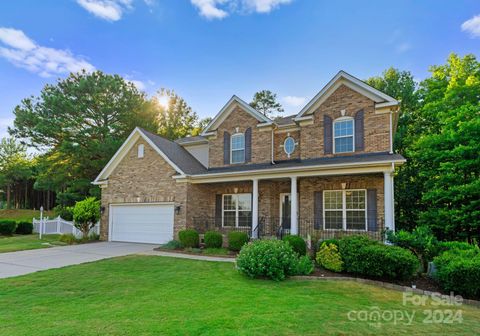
[1,53,478,243]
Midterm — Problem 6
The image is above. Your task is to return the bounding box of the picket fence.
[33,216,100,238]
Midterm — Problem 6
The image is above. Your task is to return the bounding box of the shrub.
[204,231,223,248]
[228,231,249,251]
[89,232,100,241]
[314,238,339,253]
[387,226,438,271]
[179,229,199,248]
[296,255,314,275]
[282,235,307,256]
[0,220,17,235]
[237,240,299,281]
[60,233,78,244]
[54,205,74,221]
[316,242,344,272]
[73,197,100,239]
[161,240,183,250]
[15,221,33,234]
[354,244,420,280]
[434,248,480,298]
[338,235,378,273]
[437,241,475,254]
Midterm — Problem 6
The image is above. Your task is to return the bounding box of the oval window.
[284,137,296,156]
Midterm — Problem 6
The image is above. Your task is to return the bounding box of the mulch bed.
[153,247,237,258]
[312,267,443,294]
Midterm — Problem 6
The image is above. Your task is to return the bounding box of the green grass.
[0,234,65,253]
[0,256,478,335]
[0,209,54,222]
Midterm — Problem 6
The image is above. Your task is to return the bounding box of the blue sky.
[0,0,479,138]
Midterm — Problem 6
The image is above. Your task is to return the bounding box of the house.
[93,71,405,244]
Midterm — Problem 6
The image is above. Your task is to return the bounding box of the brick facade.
[273,130,301,161]
[208,105,272,168]
[100,138,187,240]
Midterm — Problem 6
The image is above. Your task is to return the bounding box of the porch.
[187,172,394,241]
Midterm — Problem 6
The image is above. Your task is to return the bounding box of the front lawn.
[0,209,54,222]
[0,234,65,253]
[0,256,478,335]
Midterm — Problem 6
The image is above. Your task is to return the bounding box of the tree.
[249,90,284,117]
[153,89,201,140]
[10,70,158,204]
[412,54,480,243]
[73,197,100,239]
[366,68,421,231]
[0,138,33,209]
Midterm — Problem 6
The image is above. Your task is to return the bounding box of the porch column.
[290,176,298,235]
[384,171,395,232]
[252,178,259,238]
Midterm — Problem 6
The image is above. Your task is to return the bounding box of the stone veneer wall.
[100,138,187,240]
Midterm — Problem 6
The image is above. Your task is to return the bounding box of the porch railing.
[192,216,384,241]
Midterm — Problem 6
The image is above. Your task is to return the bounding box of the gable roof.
[295,70,399,119]
[201,95,272,135]
[93,128,207,184]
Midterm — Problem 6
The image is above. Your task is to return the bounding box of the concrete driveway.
[0,242,156,279]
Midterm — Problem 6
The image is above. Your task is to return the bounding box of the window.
[231,133,245,164]
[333,118,354,153]
[223,194,252,227]
[324,190,366,230]
[137,144,144,158]
[283,137,296,157]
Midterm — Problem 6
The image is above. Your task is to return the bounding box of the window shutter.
[245,127,252,162]
[324,115,333,154]
[223,131,230,165]
[215,194,222,227]
[314,191,323,229]
[355,109,365,151]
[367,189,377,232]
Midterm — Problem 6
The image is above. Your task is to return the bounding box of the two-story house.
[93,71,405,244]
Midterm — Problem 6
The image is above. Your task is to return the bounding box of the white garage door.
[110,204,174,244]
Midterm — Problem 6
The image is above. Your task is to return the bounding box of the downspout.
[271,127,276,165]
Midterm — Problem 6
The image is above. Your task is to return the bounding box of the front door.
[280,193,291,231]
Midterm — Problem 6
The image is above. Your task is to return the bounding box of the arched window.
[333,117,354,153]
[138,144,144,158]
[230,133,245,164]
[283,137,296,157]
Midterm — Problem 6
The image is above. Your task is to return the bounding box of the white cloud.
[242,0,292,13]
[128,79,146,91]
[282,95,306,107]
[461,14,480,38]
[191,0,229,19]
[190,0,292,19]
[0,27,95,77]
[0,117,14,139]
[387,29,412,54]
[76,0,133,21]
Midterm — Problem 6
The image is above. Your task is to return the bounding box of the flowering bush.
[236,239,299,281]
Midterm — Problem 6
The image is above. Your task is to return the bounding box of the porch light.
[234,187,238,194]
[175,205,182,215]
[341,183,347,189]
[100,206,105,214]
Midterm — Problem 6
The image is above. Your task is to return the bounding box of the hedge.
[282,235,307,256]
[15,221,33,235]
[228,231,249,251]
[204,231,223,249]
[0,220,17,235]
[178,229,199,248]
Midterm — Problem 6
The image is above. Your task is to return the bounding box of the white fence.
[33,216,100,238]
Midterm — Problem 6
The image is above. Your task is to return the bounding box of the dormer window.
[138,144,144,158]
[231,133,245,164]
[333,118,354,153]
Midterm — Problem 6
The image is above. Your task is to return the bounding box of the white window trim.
[137,144,144,158]
[283,137,296,158]
[222,193,252,228]
[323,189,367,231]
[230,133,245,164]
[333,117,355,154]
